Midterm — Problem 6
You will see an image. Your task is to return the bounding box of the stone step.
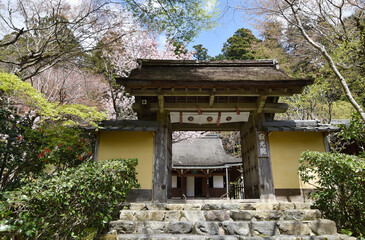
[109,219,339,236]
[123,202,312,211]
[119,209,321,222]
[105,234,357,240]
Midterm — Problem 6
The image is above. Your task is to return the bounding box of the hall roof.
[172,135,242,168]
[117,59,313,88]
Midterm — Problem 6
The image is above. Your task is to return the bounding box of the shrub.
[299,151,365,237]
[0,106,95,191]
[0,158,140,239]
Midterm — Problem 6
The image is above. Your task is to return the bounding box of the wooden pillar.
[152,113,172,202]
[202,176,207,197]
[182,175,187,197]
[240,114,276,201]
[256,131,275,201]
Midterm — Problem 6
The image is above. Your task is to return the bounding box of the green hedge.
[0,158,140,239]
[299,151,365,237]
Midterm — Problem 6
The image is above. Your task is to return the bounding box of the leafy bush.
[0,103,95,191]
[332,112,365,156]
[299,151,365,237]
[0,159,140,239]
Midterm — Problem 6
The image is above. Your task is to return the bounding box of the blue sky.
[187,1,260,58]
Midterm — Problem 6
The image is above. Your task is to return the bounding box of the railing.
[230,184,244,199]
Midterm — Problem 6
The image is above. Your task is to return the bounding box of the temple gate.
[115,59,314,202]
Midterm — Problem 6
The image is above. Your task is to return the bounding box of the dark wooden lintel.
[125,88,302,97]
[172,122,243,131]
[149,102,288,113]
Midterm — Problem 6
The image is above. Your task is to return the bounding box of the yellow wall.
[269,132,326,189]
[97,131,154,189]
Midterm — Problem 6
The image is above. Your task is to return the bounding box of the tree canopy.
[0,0,218,80]
[221,28,259,60]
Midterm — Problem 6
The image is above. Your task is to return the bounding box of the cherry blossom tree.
[100,27,193,119]
[29,66,108,110]
[0,0,217,80]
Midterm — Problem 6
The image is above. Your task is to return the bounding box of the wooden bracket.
[158,95,165,113]
[257,95,268,113]
[196,106,202,115]
[217,112,221,126]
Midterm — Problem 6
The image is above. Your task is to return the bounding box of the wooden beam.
[158,95,164,113]
[172,122,243,131]
[257,95,268,113]
[125,88,303,97]
[149,102,288,113]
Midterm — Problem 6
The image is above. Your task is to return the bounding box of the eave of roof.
[263,120,340,132]
[85,120,160,132]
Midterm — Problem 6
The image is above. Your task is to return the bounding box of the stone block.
[165,210,181,221]
[184,204,202,210]
[251,221,279,236]
[145,210,165,221]
[134,211,148,221]
[302,209,321,220]
[277,220,305,235]
[275,202,295,210]
[166,221,193,234]
[284,210,304,220]
[180,211,206,222]
[129,203,146,211]
[166,204,185,210]
[205,210,231,221]
[294,202,312,210]
[109,220,136,234]
[222,221,250,236]
[222,203,240,210]
[202,203,222,210]
[310,219,337,235]
[145,203,166,210]
[209,236,239,240]
[195,221,220,235]
[119,210,136,221]
[254,210,283,220]
[230,210,253,221]
[137,221,166,234]
[255,203,277,211]
[239,203,256,210]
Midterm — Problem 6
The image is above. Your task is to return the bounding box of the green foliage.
[0,72,107,126]
[193,44,211,60]
[0,159,140,239]
[0,102,95,191]
[125,0,218,43]
[221,28,259,60]
[333,113,365,155]
[298,151,365,237]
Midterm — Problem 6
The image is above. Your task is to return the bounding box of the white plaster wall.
[187,176,195,196]
[172,176,177,188]
[213,176,224,188]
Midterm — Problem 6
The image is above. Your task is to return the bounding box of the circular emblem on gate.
[188,116,194,121]
[206,116,213,122]
[226,116,232,121]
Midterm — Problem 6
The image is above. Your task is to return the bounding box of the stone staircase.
[102,200,356,240]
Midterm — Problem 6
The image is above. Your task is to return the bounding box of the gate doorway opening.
[171,133,243,199]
